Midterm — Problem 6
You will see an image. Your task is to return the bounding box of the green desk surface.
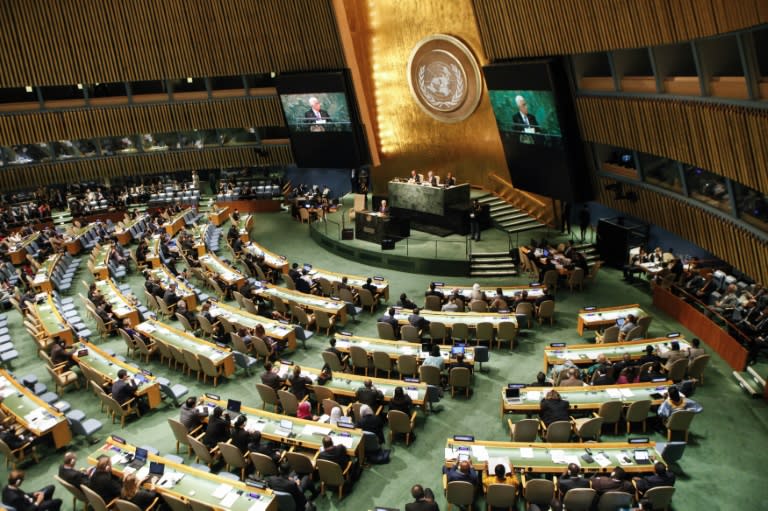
[203,398,363,457]
[392,309,518,328]
[94,279,137,317]
[334,334,475,363]
[431,284,546,300]
[444,439,662,474]
[500,382,669,413]
[310,269,389,293]
[544,337,691,366]
[243,242,288,270]
[255,285,345,314]
[209,302,295,342]
[137,320,231,364]
[200,254,245,283]
[92,244,111,272]
[578,306,646,324]
[148,267,196,298]
[0,371,67,436]
[273,362,427,405]
[33,296,70,336]
[89,439,276,511]
[74,342,156,393]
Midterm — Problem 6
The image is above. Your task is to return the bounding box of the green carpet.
[6,207,768,511]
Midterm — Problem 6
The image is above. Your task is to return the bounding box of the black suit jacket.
[305,109,331,122]
[512,112,539,130]
[318,444,349,468]
[203,416,230,448]
[559,476,590,496]
[539,398,570,426]
[266,475,306,510]
[59,465,89,488]
[111,378,137,405]
[2,486,36,511]
[406,500,440,511]
[88,471,122,503]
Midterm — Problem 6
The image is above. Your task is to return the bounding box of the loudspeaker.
[381,238,395,250]
[342,228,354,240]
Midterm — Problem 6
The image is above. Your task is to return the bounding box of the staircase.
[476,192,545,234]
[470,251,517,277]
[575,242,600,267]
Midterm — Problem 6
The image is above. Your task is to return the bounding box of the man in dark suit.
[377,307,400,337]
[58,452,90,489]
[512,95,540,132]
[265,463,307,510]
[424,283,445,303]
[317,436,350,468]
[260,362,285,390]
[179,397,208,432]
[3,470,62,511]
[444,460,479,485]
[557,463,590,498]
[355,379,383,410]
[590,467,633,495]
[304,97,331,123]
[162,283,181,308]
[633,462,676,495]
[408,308,430,335]
[111,370,137,405]
[405,484,440,511]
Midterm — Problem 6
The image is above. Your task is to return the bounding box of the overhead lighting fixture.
[186,77,193,84]
[76,83,83,90]
[270,71,276,78]
[24,85,33,93]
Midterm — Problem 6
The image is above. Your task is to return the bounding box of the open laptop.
[137,460,165,483]
[505,384,526,404]
[226,399,242,421]
[421,342,431,353]
[616,317,626,328]
[633,449,652,464]
[127,447,148,469]
[275,419,294,437]
[451,346,465,356]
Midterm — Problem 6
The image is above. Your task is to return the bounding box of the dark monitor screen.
[421,342,431,353]
[149,461,165,476]
[133,447,148,462]
[226,399,241,414]
[505,387,521,399]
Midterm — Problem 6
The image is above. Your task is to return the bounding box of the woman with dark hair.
[230,415,253,452]
[203,406,230,448]
[121,473,159,510]
[389,386,413,415]
[539,389,570,426]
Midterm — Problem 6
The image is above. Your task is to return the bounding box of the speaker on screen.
[483,58,592,203]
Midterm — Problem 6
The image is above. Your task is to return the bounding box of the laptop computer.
[616,317,626,328]
[451,346,465,356]
[137,460,165,483]
[633,449,652,464]
[226,399,242,420]
[127,447,148,469]
[505,384,526,404]
[421,342,431,353]
[275,419,294,437]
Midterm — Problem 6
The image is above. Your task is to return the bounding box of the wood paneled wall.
[472,0,768,59]
[0,97,285,146]
[577,96,768,194]
[595,176,768,282]
[0,0,345,87]
[0,145,293,191]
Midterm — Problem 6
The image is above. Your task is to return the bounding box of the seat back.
[469,299,488,312]
[666,410,696,435]
[568,268,585,290]
[497,321,518,343]
[217,442,246,469]
[255,383,279,409]
[176,313,195,332]
[163,493,191,511]
[81,484,110,511]
[562,488,596,511]
[397,354,418,378]
[372,351,392,373]
[424,295,442,311]
[449,367,471,388]
[596,491,632,511]
[511,418,539,442]
[277,389,300,416]
[115,499,143,511]
[376,322,396,340]
[524,479,554,507]
[321,351,344,372]
[545,420,572,442]
[637,315,652,336]
[284,451,315,476]
[625,399,652,424]
[322,398,345,417]
[667,358,688,382]
[182,349,201,372]
[598,400,624,423]
[575,416,604,441]
[272,490,297,511]
[601,325,620,343]
[475,322,494,342]
[419,364,441,386]
[644,486,675,511]
[446,481,475,507]
[387,409,412,434]
[187,434,214,463]
[249,452,278,478]
[687,354,710,380]
[451,322,469,341]
[400,325,420,342]
[429,321,447,341]
[313,386,334,406]
[316,458,345,487]
[625,325,644,340]
[486,483,516,508]
[349,346,369,372]
[251,337,272,360]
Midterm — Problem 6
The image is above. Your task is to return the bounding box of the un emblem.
[407,35,482,123]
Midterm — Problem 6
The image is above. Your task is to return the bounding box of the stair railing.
[487,173,557,227]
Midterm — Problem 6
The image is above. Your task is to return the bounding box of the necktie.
[315,111,321,119]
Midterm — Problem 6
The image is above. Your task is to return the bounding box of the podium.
[355,211,410,244]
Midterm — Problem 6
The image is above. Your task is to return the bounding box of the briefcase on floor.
[381,238,395,250]
[342,228,354,240]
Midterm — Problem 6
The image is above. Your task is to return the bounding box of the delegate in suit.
[511,95,540,132]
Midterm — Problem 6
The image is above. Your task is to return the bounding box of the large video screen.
[276,72,369,169]
[484,59,591,203]
[279,92,352,133]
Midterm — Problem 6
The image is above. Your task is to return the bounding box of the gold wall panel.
[348,0,509,192]
[0,97,285,146]
[0,0,345,87]
[472,0,767,60]
[0,145,293,190]
[577,96,768,194]
[595,176,768,283]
